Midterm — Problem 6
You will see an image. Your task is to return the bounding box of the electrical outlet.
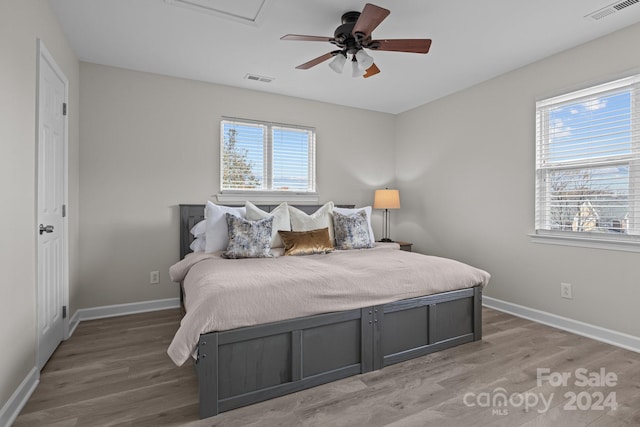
[150,271,160,284]
[560,283,573,299]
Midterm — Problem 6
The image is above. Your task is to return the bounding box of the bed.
[171,203,489,419]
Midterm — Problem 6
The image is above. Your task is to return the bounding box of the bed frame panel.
[178,204,482,419]
[197,307,372,416]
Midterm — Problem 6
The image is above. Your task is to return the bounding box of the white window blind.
[535,74,640,243]
[220,118,316,193]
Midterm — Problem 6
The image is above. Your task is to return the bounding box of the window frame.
[532,74,640,252]
[218,117,318,204]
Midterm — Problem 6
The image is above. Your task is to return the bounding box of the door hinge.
[62,204,66,218]
[63,102,67,116]
[62,305,67,319]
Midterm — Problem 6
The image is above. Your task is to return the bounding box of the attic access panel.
[165,0,269,24]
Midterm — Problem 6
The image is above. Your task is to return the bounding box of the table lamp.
[373,189,400,242]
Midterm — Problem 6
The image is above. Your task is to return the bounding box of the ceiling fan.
[281,3,432,78]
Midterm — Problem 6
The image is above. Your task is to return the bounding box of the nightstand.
[396,241,413,252]
[376,241,413,252]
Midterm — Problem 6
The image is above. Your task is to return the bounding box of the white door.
[37,41,68,370]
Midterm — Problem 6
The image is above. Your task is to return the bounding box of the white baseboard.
[75,297,181,322]
[0,367,39,427]
[66,310,81,339]
[483,296,640,354]
[65,298,177,338]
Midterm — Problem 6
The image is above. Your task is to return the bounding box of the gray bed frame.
[179,204,482,419]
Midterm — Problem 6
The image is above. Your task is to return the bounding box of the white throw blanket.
[167,244,490,366]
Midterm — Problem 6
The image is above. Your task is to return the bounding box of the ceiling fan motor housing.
[333,11,364,53]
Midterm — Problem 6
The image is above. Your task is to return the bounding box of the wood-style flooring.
[14,308,640,426]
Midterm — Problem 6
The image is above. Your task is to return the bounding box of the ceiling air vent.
[614,0,640,10]
[244,74,274,83]
[586,0,639,20]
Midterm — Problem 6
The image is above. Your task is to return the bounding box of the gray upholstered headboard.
[179,203,355,259]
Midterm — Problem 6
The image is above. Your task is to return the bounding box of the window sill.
[529,232,640,253]
[216,191,320,205]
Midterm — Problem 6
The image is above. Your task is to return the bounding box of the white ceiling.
[49,0,640,114]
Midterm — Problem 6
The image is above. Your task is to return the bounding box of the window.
[220,118,316,193]
[535,74,640,246]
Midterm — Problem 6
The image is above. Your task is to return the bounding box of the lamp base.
[379,238,394,242]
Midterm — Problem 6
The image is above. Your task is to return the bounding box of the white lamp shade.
[355,49,374,70]
[373,189,400,209]
[351,59,365,77]
[328,53,346,73]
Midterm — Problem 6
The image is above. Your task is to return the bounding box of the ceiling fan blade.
[281,34,335,42]
[353,3,390,39]
[369,39,432,54]
[363,63,380,78]
[295,52,336,70]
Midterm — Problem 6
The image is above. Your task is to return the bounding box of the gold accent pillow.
[278,228,335,256]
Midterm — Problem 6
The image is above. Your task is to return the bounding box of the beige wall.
[77,63,396,308]
[395,22,640,337]
[0,0,79,412]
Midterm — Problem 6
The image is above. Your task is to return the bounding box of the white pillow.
[189,236,206,252]
[245,201,291,248]
[204,201,246,253]
[333,206,375,244]
[190,220,206,238]
[289,202,335,243]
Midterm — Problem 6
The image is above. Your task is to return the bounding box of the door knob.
[39,224,54,235]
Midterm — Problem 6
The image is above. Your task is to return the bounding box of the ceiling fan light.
[355,49,374,70]
[328,53,346,73]
[351,58,365,77]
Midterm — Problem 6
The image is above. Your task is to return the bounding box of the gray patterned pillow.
[223,214,273,259]
[333,210,374,250]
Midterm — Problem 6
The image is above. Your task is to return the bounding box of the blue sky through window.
[223,122,265,185]
[548,91,631,163]
[272,127,310,191]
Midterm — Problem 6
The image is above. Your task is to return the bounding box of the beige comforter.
[167,244,490,366]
